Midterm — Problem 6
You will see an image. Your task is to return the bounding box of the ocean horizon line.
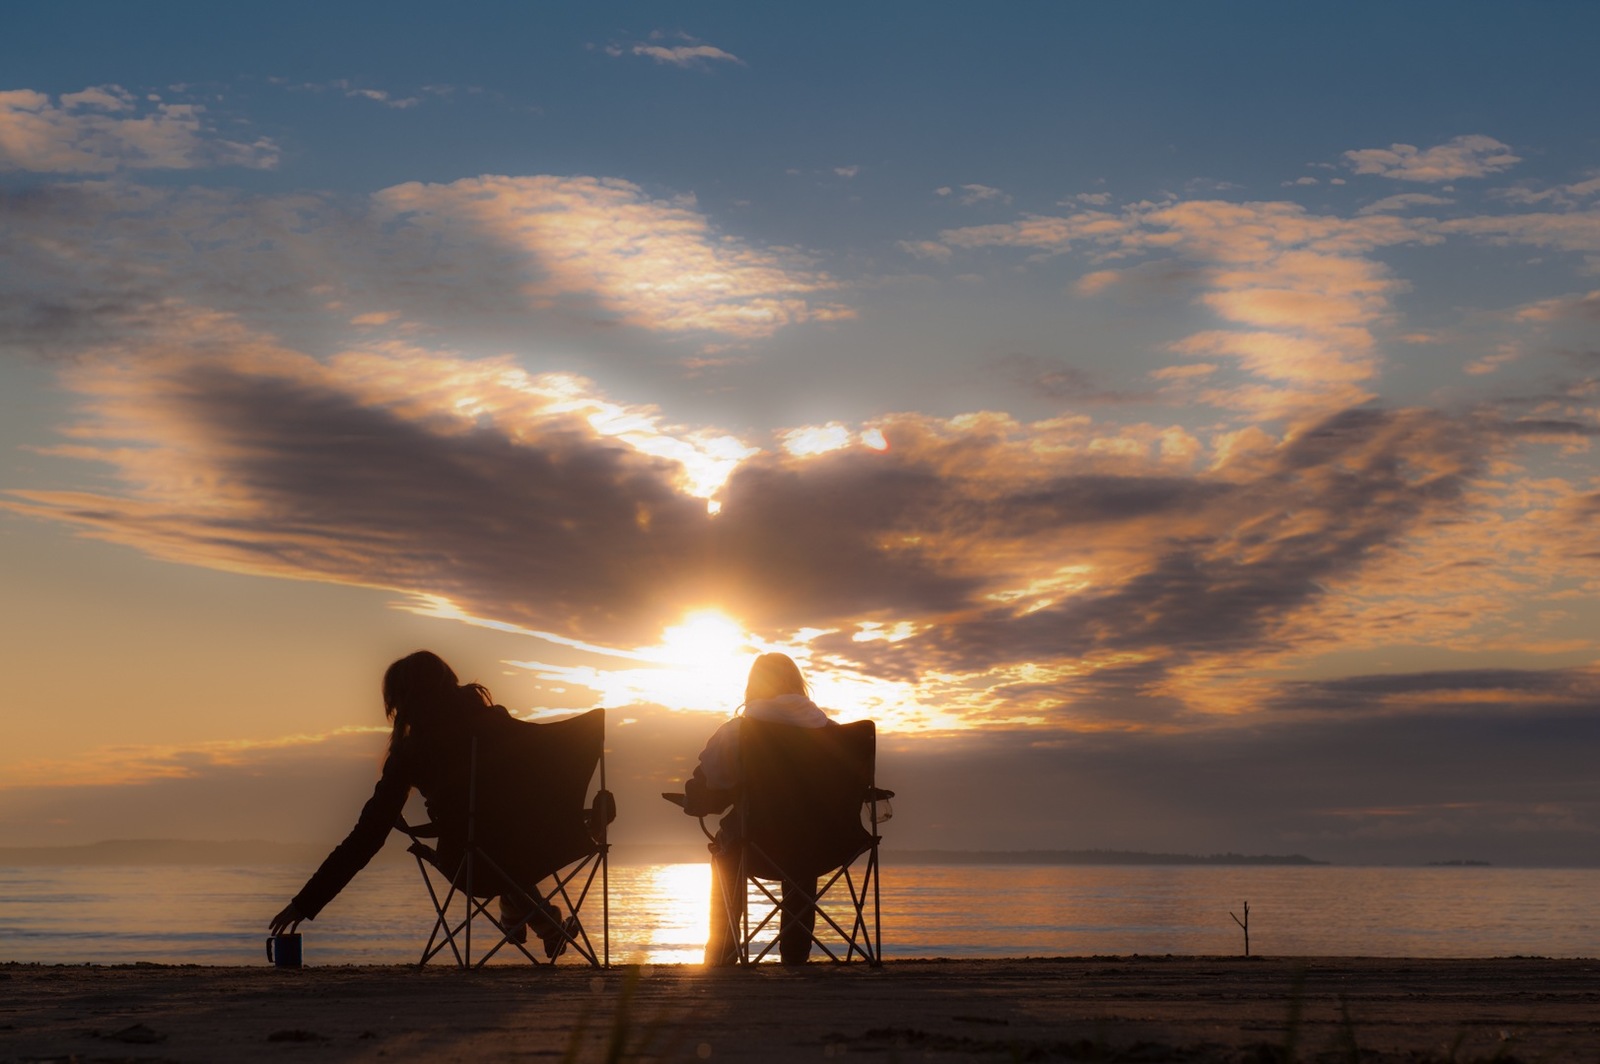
[2,837,1559,868]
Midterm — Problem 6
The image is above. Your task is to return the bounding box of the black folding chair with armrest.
[394,707,612,968]
[666,717,892,966]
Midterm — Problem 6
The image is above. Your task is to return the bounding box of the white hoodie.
[695,693,833,790]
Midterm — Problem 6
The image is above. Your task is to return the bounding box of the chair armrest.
[682,780,735,817]
[393,816,441,840]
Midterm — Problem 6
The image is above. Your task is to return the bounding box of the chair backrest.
[471,708,604,881]
[737,718,876,881]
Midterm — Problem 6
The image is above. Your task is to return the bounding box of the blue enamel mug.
[266,932,303,968]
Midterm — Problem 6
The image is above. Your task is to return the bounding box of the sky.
[2,2,1598,866]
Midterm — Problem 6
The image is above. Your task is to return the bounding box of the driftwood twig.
[1229,900,1250,957]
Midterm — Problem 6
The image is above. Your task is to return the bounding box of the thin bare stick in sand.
[1230,900,1250,957]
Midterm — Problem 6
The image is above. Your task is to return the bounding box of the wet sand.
[3,956,1597,1062]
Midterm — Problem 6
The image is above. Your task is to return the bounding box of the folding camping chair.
[392,707,612,968]
[670,718,892,966]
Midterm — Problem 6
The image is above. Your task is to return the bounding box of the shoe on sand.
[496,897,534,945]
[541,916,580,960]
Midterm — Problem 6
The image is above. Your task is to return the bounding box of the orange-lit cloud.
[1439,208,1600,254]
[604,32,746,69]
[14,325,1579,736]
[1514,289,1600,323]
[373,175,848,339]
[919,186,1600,432]
[1497,174,1600,208]
[0,86,278,172]
[936,199,1437,420]
[1356,192,1454,216]
[936,183,1011,206]
[0,174,851,370]
[1342,135,1520,183]
[0,727,387,791]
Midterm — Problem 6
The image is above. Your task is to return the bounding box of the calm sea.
[2,862,1595,966]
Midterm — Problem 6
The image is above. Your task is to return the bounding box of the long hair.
[382,650,491,755]
[742,652,809,708]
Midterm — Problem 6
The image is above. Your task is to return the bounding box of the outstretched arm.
[276,747,412,924]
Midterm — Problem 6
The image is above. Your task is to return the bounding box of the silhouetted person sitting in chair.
[680,652,837,965]
[268,651,573,958]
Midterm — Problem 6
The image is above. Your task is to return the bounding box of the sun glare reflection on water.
[615,862,711,965]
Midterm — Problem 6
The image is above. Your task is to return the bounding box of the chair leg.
[542,855,606,966]
[736,847,882,965]
[706,849,743,966]
[412,845,611,969]
[474,851,600,968]
[414,862,475,968]
[870,844,882,967]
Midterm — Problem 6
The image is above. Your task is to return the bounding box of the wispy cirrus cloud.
[1342,134,1520,183]
[1496,174,1600,208]
[328,80,421,109]
[1271,666,1600,717]
[0,728,396,847]
[1357,192,1455,216]
[0,708,718,851]
[604,31,745,69]
[0,726,386,791]
[936,183,1011,206]
[0,86,278,172]
[897,239,953,263]
[933,199,1435,418]
[0,174,851,362]
[915,179,1600,424]
[1515,289,1600,323]
[993,353,1154,405]
[374,175,850,338]
[1438,208,1600,255]
[268,77,474,108]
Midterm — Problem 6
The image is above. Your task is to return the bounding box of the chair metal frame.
[394,709,611,969]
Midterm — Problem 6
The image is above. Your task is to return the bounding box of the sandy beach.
[3,956,1597,1062]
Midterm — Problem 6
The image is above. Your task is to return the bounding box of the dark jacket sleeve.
[683,764,735,817]
[682,719,737,817]
[292,747,411,919]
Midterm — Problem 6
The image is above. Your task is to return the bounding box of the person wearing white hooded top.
[682,652,835,965]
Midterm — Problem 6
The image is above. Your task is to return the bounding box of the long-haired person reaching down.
[268,651,571,957]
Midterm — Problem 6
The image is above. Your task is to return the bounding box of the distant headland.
[0,839,327,866]
[888,848,1330,866]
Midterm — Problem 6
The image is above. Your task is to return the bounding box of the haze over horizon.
[2,2,1598,868]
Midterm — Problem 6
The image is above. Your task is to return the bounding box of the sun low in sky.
[0,3,1597,865]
